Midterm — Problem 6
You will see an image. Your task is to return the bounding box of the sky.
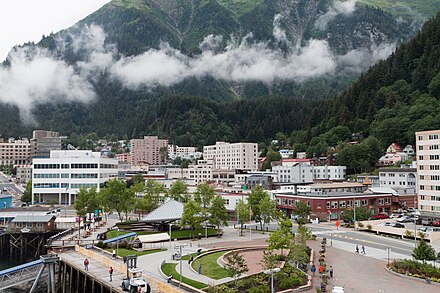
[0,0,111,60]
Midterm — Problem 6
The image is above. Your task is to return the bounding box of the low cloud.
[0,13,397,123]
[315,0,358,30]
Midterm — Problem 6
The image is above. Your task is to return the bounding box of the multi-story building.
[313,166,346,181]
[275,191,393,220]
[272,159,314,183]
[116,153,131,163]
[15,164,32,184]
[168,145,202,161]
[0,138,31,165]
[416,130,440,213]
[203,141,258,170]
[378,167,417,193]
[32,150,118,205]
[30,130,61,159]
[130,136,168,165]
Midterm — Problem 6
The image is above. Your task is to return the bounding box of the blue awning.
[103,231,136,244]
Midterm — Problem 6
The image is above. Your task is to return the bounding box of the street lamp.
[264,268,281,293]
[116,228,120,258]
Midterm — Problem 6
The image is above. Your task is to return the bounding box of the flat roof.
[378,168,416,173]
[277,192,393,199]
[11,214,55,223]
[306,182,366,189]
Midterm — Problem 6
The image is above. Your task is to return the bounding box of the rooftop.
[11,214,55,223]
[140,199,184,223]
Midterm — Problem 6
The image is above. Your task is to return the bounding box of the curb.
[385,266,440,286]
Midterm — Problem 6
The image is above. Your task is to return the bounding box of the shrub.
[95,241,108,249]
[247,285,270,293]
[357,222,364,228]
[404,230,414,237]
[367,224,372,230]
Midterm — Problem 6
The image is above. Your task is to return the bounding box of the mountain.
[0,0,437,143]
[360,0,440,19]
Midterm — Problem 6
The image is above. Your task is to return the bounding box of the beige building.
[0,138,31,165]
[130,136,168,165]
[15,164,32,183]
[203,141,258,170]
[416,130,440,213]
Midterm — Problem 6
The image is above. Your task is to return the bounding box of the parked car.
[379,222,392,226]
[432,220,440,227]
[332,286,345,293]
[389,213,404,219]
[397,215,413,223]
[391,222,405,228]
[372,213,389,220]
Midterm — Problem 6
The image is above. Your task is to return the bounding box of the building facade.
[416,130,440,213]
[0,138,31,165]
[203,142,258,170]
[378,167,417,192]
[272,160,314,183]
[313,166,346,181]
[32,150,118,205]
[130,136,168,165]
[30,130,61,158]
[15,164,32,184]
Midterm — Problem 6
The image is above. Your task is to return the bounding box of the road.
[0,172,24,207]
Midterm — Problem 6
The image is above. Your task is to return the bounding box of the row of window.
[419,134,439,140]
[15,222,44,228]
[34,183,97,189]
[34,163,117,169]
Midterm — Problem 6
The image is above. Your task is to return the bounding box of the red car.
[432,220,440,227]
[372,213,389,220]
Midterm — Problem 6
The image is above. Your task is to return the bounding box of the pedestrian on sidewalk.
[311,264,316,275]
[318,265,324,274]
[329,265,334,278]
[167,275,172,283]
[361,244,366,254]
[109,266,113,282]
[84,258,89,271]
[198,263,202,274]
[355,244,359,253]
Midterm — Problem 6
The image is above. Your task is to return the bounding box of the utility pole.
[175,244,187,289]
[353,195,356,230]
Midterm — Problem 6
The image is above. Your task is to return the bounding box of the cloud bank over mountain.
[0,5,396,122]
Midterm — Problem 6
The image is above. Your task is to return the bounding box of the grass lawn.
[170,228,218,239]
[161,263,207,289]
[191,251,230,280]
[105,248,166,257]
[106,228,219,240]
[181,253,197,261]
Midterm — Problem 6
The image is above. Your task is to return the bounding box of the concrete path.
[61,251,125,292]
[306,239,439,293]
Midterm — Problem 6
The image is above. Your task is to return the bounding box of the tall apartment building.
[416,130,440,213]
[0,138,31,165]
[130,136,168,165]
[30,130,62,159]
[32,150,118,205]
[203,141,258,170]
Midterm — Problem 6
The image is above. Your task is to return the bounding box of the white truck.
[121,268,150,293]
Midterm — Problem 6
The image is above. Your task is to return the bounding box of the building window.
[224,199,229,205]
[339,201,346,208]
[429,134,439,140]
[419,155,423,160]
[385,197,391,205]
[418,145,423,150]
[378,198,384,206]
[420,185,425,190]
[16,223,22,228]
[331,201,338,209]
[26,223,32,228]
[429,145,439,150]
[36,223,43,228]
[327,202,330,209]
[430,155,440,160]
[418,135,423,140]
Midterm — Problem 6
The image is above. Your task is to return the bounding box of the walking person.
[83,258,89,271]
[311,264,316,275]
[361,244,366,254]
[355,244,359,253]
[109,266,114,282]
[318,264,324,274]
[329,265,334,278]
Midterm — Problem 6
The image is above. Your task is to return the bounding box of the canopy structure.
[103,231,136,244]
[140,199,184,224]
[135,233,170,244]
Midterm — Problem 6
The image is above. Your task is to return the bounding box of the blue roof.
[103,231,136,244]
[0,259,43,276]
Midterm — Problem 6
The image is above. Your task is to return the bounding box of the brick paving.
[305,239,439,293]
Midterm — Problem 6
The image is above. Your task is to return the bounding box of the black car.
[391,222,405,228]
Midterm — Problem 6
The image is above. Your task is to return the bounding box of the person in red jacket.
[83,258,89,271]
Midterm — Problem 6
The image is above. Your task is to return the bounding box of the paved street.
[0,171,24,207]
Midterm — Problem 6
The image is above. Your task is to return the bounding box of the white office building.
[203,142,258,170]
[272,160,314,183]
[313,166,346,181]
[32,150,118,205]
[378,167,417,194]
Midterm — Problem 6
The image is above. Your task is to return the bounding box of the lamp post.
[264,268,281,293]
[116,228,120,258]
[353,195,357,230]
[169,223,172,249]
[414,195,417,247]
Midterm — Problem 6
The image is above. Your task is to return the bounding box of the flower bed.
[387,259,440,283]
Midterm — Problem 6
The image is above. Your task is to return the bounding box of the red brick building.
[275,192,393,220]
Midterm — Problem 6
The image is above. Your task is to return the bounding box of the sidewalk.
[306,239,439,293]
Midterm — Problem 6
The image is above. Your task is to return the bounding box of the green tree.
[224,251,249,289]
[181,200,202,239]
[248,185,267,230]
[259,249,278,271]
[194,182,215,209]
[99,178,134,221]
[342,206,372,222]
[267,218,292,256]
[258,195,276,230]
[21,180,32,204]
[235,200,250,236]
[412,239,437,263]
[292,201,311,221]
[209,196,228,234]
[168,180,188,202]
